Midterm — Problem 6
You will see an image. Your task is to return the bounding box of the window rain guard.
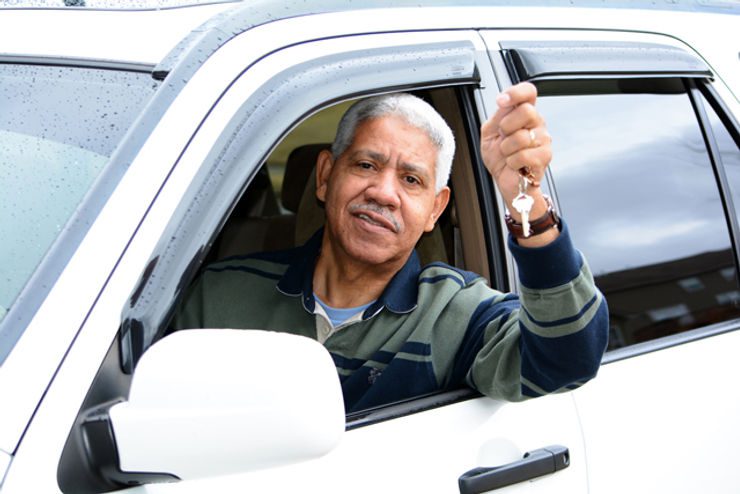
[500,41,713,83]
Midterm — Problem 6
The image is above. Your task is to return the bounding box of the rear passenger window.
[537,79,740,351]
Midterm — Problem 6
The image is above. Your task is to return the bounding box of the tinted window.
[537,79,740,351]
[702,93,740,233]
[0,64,157,329]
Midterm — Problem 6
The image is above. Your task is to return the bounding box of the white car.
[0,1,739,492]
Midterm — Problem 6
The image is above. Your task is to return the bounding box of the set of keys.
[511,167,538,238]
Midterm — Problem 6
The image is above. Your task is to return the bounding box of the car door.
[113,26,586,494]
[480,30,740,493]
[110,26,587,493]
[3,11,589,493]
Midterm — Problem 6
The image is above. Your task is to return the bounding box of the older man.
[173,83,609,412]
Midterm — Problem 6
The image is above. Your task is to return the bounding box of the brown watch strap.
[505,204,561,238]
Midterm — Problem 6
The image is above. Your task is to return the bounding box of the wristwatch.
[505,195,561,239]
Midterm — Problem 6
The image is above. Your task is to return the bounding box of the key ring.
[519,166,539,188]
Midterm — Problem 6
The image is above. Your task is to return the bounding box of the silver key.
[512,175,534,237]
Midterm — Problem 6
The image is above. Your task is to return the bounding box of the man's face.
[316,115,450,267]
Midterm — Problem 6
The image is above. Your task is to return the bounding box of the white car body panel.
[2,25,495,493]
[0,2,737,493]
[0,451,9,487]
[110,395,585,493]
[573,328,740,493]
[0,17,486,455]
[0,4,234,65]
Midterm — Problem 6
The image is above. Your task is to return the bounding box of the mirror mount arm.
[81,400,180,488]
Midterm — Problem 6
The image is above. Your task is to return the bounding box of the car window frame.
[118,30,487,372]
[77,29,506,439]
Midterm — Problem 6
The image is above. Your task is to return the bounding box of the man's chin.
[343,241,407,267]
[324,223,413,267]
[348,250,397,266]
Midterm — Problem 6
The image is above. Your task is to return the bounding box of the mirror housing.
[100,329,344,482]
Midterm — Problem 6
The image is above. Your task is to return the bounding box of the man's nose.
[365,169,402,208]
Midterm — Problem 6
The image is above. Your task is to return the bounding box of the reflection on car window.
[702,93,740,233]
[538,79,740,351]
[0,64,157,326]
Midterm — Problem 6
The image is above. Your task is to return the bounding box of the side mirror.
[85,330,345,484]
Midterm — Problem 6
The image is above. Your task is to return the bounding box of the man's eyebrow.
[399,162,430,178]
[348,149,388,163]
[348,149,432,181]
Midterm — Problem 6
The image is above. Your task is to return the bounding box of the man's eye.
[404,175,421,186]
[357,161,374,170]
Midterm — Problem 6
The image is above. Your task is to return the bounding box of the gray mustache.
[348,203,401,233]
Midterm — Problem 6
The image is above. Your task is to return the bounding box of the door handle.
[458,445,569,494]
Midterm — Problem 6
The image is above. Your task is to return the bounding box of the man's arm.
[457,82,609,400]
[458,223,609,400]
[480,82,557,248]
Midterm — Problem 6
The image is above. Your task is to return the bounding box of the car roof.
[3,0,736,12]
[0,2,238,65]
[1,0,736,66]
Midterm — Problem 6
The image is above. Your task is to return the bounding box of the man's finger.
[480,114,498,141]
[498,81,538,109]
[500,127,540,157]
[498,102,543,137]
[504,143,552,180]
[482,103,514,141]
[488,82,539,138]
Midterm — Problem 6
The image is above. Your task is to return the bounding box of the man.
[173,83,609,412]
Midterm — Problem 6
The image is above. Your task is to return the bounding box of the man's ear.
[424,186,451,232]
[315,149,334,202]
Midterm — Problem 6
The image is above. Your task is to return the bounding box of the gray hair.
[331,93,455,193]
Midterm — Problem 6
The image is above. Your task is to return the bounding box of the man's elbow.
[585,296,610,375]
[520,296,610,397]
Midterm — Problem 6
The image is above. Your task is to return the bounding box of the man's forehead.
[355,114,428,139]
[347,118,437,162]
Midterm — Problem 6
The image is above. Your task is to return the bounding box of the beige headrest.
[282,143,331,213]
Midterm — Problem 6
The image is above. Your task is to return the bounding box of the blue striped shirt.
[173,223,609,412]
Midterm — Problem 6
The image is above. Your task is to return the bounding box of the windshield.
[0,63,158,359]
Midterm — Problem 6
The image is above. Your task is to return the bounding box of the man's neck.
[313,236,408,309]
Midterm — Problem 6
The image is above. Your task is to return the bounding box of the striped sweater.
[172,223,608,412]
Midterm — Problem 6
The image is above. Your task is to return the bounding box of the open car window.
[207,92,467,270]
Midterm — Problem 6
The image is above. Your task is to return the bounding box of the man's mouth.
[358,213,383,227]
[349,204,400,233]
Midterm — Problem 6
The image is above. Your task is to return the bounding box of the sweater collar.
[277,228,420,317]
